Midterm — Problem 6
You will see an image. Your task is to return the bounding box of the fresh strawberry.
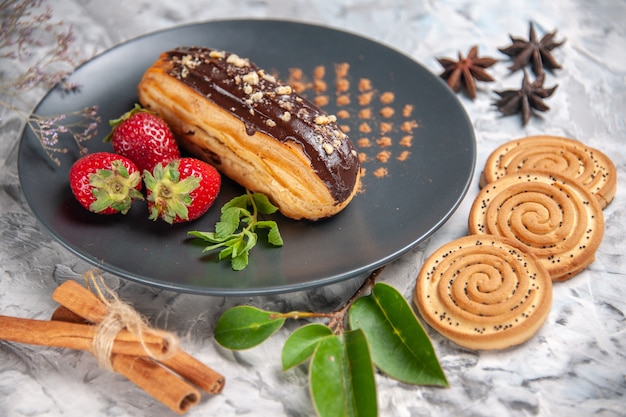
[69,152,144,214]
[143,158,221,224]
[104,104,180,173]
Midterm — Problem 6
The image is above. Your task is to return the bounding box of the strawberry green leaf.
[103,103,151,142]
[86,160,143,214]
[144,161,202,224]
[282,324,333,370]
[310,329,377,417]
[214,306,285,350]
[349,282,448,387]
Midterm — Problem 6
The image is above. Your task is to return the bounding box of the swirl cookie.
[479,135,617,209]
[414,235,552,350]
[469,171,605,281]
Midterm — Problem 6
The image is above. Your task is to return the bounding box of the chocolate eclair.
[137,46,361,220]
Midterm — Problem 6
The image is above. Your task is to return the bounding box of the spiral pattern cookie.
[414,235,552,350]
[480,135,617,209]
[469,171,605,281]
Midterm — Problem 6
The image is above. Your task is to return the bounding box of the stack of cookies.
[414,135,617,350]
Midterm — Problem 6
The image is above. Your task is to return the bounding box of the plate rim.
[17,18,476,296]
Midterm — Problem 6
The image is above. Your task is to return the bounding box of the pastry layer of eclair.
[138,46,361,220]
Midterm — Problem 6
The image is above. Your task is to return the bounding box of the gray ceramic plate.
[18,20,475,295]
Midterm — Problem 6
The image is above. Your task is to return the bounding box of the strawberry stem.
[88,160,144,214]
[103,103,154,142]
[144,161,201,224]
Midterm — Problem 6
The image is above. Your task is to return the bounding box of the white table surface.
[1,0,624,416]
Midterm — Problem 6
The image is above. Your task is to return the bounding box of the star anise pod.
[437,45,498,99]
[499,22,565,75]
[494,70,558,125]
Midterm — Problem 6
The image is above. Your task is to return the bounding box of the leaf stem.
[246,189,258,223]
[265,267,384,333]
[269,311,334,320]
[327,267,384,334]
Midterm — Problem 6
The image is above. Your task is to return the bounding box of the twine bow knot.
[85,270,179,370]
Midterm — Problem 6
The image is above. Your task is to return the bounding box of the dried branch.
[0,0,100,164]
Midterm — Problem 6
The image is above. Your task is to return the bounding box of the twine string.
[84,270,179,370]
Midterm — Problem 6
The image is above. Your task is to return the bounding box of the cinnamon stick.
[0,315,169,357]
[50,304,89,323]
[52,280,225,394]
[160,350,225,394]
[52,280,110,321]
[110,354,200,414]
[111,354,201,414]
[52,306,200,415]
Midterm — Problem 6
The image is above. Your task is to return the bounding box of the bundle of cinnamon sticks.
[0,279,225,414]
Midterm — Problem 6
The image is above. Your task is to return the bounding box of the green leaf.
[252,192,279,214]
[230,251,249,271]
[241,229,258,253]
[255,220,284,247]
[223,194,250,210]
[343,329,377,417]
[218,244,234,260]
[230,235,245,258]
[282,324,333,370]
[215,207,243,238]
[349,282,448,387]
[214,306,285,350]
[254,220,276,229]
[310,329,377,417]
[189,190,282,270]
[187,230,221,244]
[267,223,284,246]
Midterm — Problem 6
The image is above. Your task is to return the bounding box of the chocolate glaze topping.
[165,46,359,202]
